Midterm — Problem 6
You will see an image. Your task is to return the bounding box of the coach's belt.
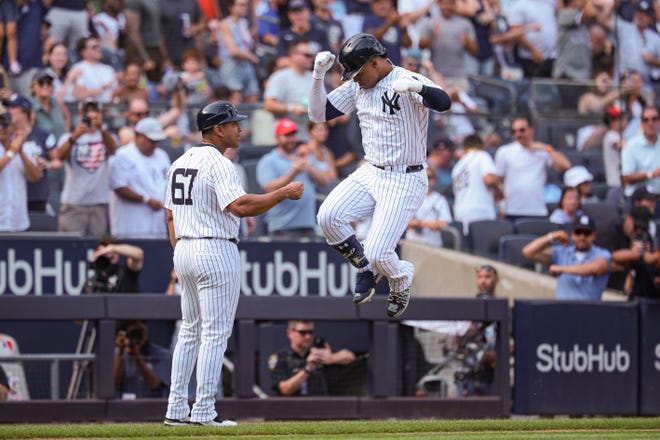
[179,237,239,244]
[373,164,424,173]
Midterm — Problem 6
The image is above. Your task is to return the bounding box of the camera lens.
[126,329,143,346]
[94,255,111,271]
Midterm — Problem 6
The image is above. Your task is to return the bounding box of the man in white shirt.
[110,118,171,238]
[494,116,571,220]
[452,134,502,235]
[70,36,118,103]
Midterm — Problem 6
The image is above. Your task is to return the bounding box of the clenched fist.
[392,77,422,93]
[313,51,336,80]
[284,181,304,200]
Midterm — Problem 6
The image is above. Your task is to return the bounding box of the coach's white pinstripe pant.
[166,239,240,423]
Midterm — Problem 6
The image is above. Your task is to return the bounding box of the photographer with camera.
[114,320,171,398]
[83,234,144,294]
[612,206,660,299]
[55,100,118,236]
[268,320,355,396]
[523,214,612,300]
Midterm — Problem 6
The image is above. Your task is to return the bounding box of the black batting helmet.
[196,100,247,132]
[338,33,387,81]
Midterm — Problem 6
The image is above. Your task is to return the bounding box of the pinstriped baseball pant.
[317,163,427,292]
[166,239,240,423]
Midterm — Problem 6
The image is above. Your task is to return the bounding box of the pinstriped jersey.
[327,66,435,167]
[164,144,246,240]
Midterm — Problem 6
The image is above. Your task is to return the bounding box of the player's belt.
[178,237,239,244]
[373,164,424,173]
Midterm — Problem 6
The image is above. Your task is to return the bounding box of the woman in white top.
[299,121,337,192]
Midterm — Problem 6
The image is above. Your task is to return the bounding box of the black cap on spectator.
[573,214,596,233]
[630,205,652,229]
[632,187,656,203]
[288,0,308,10]
[637,0,655,16]
[430,136,455,152]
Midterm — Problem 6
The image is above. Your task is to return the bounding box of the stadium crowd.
[2,0,660,300]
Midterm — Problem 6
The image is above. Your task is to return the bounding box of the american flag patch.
[74,140,106,172]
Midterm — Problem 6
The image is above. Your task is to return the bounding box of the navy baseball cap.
[4,94,32,111]
[573,214,596,233]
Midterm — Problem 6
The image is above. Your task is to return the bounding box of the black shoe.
[353,270,382,305]
[192,416,238,426]
[387,287,410,318]
[164,416,191,426]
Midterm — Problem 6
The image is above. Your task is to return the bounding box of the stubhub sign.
[514,301,638,415]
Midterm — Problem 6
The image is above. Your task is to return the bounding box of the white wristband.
[142,195,149,204]
[547,232,554,242]
[5,150,14,159]
[647,170,654,180]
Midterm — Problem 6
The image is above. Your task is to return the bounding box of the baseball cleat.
[387,287,410,318]
[353,271,383,305]
[192,416,238,427]
[164,416,191,426]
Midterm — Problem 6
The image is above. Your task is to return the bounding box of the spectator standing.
[263,39,315,141]
[93,0,127,71]
[549,186,583,225]
[276,0,330,65]
[506,0,558,78]
[10,0,49,96]
[463,0,497,77]
[255,0,280,83]
[451,133,501,235]
[553,0,604,81]
[0,111,40,232]
[159,0,205,70]
[363,0,410,67]
[217,0,260,104]
[406,166,453,247]
[55,101,118,236]
[45,0,90,53]
[123,0,165,86]
[494,116,571,220]
[602,104,629,190]
[0,0,19,75]
[110,118,170,239]
[577,70,620,115]
[31,70,70,141]
[70,36,118,104]
[613,1,660,97]
[523,214,612,300]
[299,121,337,192]
[311,0,345,55]
[419,0,477,92]
[342,0,371,37]
[256,118,327,237]
[268,320,356,396]
[621,105,660,200]
[7,94,59,214]
[397,0,434,49]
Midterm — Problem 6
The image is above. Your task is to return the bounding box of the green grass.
[1,418,660,439]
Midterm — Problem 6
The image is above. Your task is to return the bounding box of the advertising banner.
[514,301,638,415]
[639,299,660,415]
[0,237,357,297]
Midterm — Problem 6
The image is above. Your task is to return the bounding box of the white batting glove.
[392,78,423,93]
[313,51,335,80]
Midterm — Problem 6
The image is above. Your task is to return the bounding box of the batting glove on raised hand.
[313,51,336,80]
[392,77,423,93]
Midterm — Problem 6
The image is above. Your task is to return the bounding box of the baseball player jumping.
[309,33,451,318]
[163,101,303,427]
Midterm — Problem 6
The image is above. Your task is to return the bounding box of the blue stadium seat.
[514,218,560,236]
[498,233,537,270]
[468,219,514,259]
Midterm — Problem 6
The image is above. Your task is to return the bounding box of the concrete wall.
[399,241,625,303]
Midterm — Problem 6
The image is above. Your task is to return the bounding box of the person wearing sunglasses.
[621,106,660,212]
[522,214,611,300]
[268,320,356,397]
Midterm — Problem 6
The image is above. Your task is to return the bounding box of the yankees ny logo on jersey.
[381,91,401,115]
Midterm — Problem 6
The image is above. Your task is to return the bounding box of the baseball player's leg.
[317,168,380,303]
[365,171,427,316]
[190,241,241,423]
[166,244,202,421]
